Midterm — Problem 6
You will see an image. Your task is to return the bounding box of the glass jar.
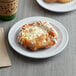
[0,0,18,21]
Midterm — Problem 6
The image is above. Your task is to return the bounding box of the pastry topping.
[17,21,58,51]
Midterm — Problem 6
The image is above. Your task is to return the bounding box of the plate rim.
[8,16,69,59]
[36,0,76,13]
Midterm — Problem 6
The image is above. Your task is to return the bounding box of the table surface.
[0,0,76,76]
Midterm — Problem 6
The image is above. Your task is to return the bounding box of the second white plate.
[36,0,76,12]
[8,16,69,59]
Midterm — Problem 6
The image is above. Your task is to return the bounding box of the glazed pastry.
[57,0,72,3]
[17,21,58,51]
[44,0,72,3]
[44,0,57,3]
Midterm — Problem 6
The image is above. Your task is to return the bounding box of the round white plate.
[36,0,76,12]
[8,16,69,59]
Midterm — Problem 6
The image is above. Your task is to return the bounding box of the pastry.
[57,0,72,3]
[17,21,58,51]
[44,0,72,3]
[44,0,57,3]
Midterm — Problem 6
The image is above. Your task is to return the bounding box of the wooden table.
[0,0,76,76]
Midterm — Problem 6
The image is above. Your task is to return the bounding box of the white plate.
[8,16,69,59]
[36,0,76,12]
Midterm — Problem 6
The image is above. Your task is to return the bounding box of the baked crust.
[44,0,72,3]
[57,0,72,3]
[17,21,58,51]
[44,0,57,3]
